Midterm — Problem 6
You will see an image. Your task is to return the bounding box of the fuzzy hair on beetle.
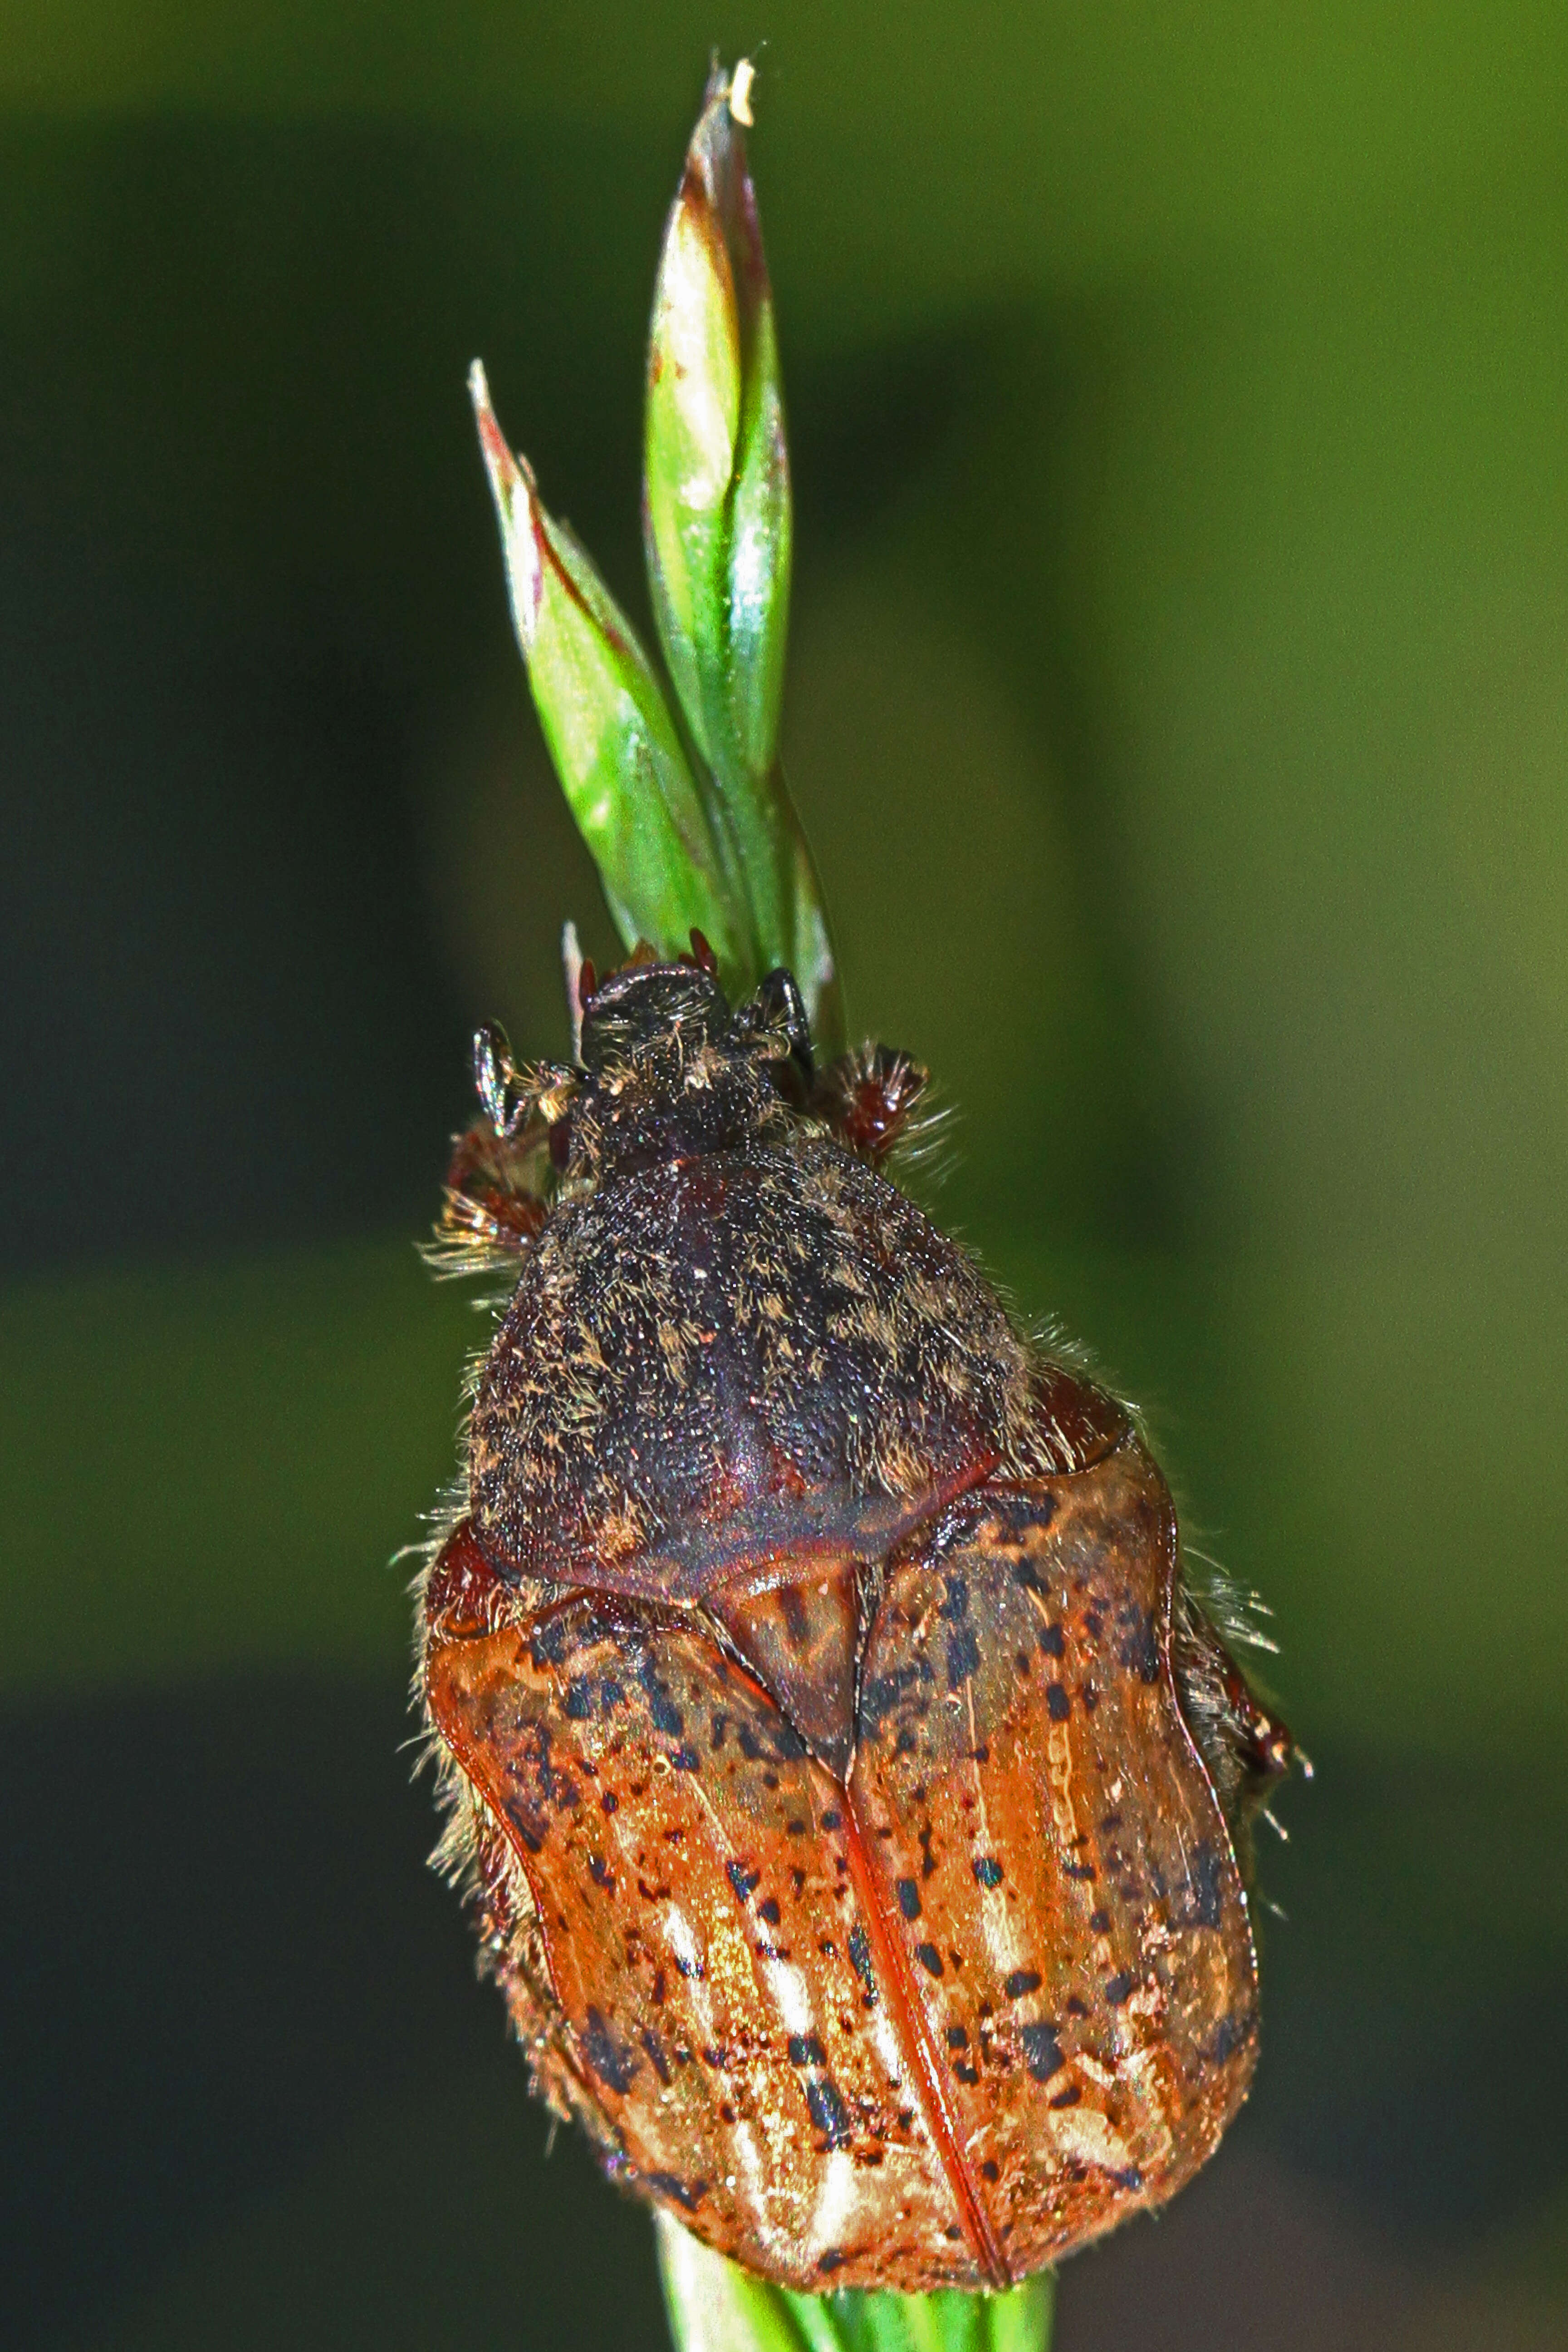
[413,939,1301,2294]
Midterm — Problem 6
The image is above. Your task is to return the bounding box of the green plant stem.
[657,2213,1056,2352]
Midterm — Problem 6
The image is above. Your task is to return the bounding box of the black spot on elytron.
[564,1679,593,1720]
[1049,2083,1081,2109]
[640,2028,672,2085]
[1004,1969,1041,1999]
[1100,1809,1122,1830]
[525,1723,578,1810]
[737,1716,807,1764]
[1047,1682,1071,1722]
[859,1663,926,1730]
[1082,1681,1099,1712]
[918,1823,938,1879]
[916,1942,944,1977]
[701,2044,728,2068]
[788,2034,827,2066]
[757,1896,782,1926]
[601,1789,618,1814]
[946,2024,968,2048]
[817,2249,848,2274]
[1064,1862,1095,1882]
[1105,1972,1135,2005]
[1065,1994,1088,2018]
[848,1922,877,1999]
[981,2159,1000,2182]
[588,1854,615,1891]
[896,1877,922,1920]
[821,1808,843,1831]
[636,1656,685,1736]
[1110,2166,1144,2191]
[1021,2023,1065,2082]
[805,2078,853,2148]
[583,2006,637,2094]
[671,1744,701,1772]
[726,1860,760,1903]
[1038,1622,1065,1658]
[1115,1603,1159,1683]
[973,1856,1004,1887]
[1184,1838,1225,1930]
[529,1614,569,1666]
[1089,1909,1111,1933]
[1208,2010,1253,2064]
[937,1576,970,1621]
[945,1621,981,1690]
[644,2171,707,2211]
[954,2061,979,2084]
[786,1815,808,1835]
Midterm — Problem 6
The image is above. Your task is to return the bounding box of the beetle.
[417,943,1294,2293]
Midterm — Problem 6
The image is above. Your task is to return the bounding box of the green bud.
[644,62,840,1049]
[645,60,780,780]
[469,358,745,984]
[657,2213,1055,2352]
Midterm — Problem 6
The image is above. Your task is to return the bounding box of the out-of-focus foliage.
[2,5,1567,2347]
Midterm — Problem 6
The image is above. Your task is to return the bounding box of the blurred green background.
[3,5,1566,2346]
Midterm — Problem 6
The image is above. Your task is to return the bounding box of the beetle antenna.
[473,1021,576,1137]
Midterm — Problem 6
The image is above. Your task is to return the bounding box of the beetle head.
[579,959,729,1071]
[564,955,810,1183]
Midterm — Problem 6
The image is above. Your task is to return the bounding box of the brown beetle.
[417,948,1294,2293]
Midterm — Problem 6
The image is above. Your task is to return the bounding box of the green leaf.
[468,358,748,988]
[656,2215,1054,2352]
[643,62,841,1047]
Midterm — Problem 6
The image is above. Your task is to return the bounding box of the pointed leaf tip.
[469,358,542,651]
[470,360,749,986]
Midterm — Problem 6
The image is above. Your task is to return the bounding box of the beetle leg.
[1170,1583,1299,1845]
[811,1044,931,1163]
[428,1117,552,1273]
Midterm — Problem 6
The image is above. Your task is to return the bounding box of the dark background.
[4,7,1567,2346]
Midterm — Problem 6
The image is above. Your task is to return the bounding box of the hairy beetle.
[417,946,1294,2292]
